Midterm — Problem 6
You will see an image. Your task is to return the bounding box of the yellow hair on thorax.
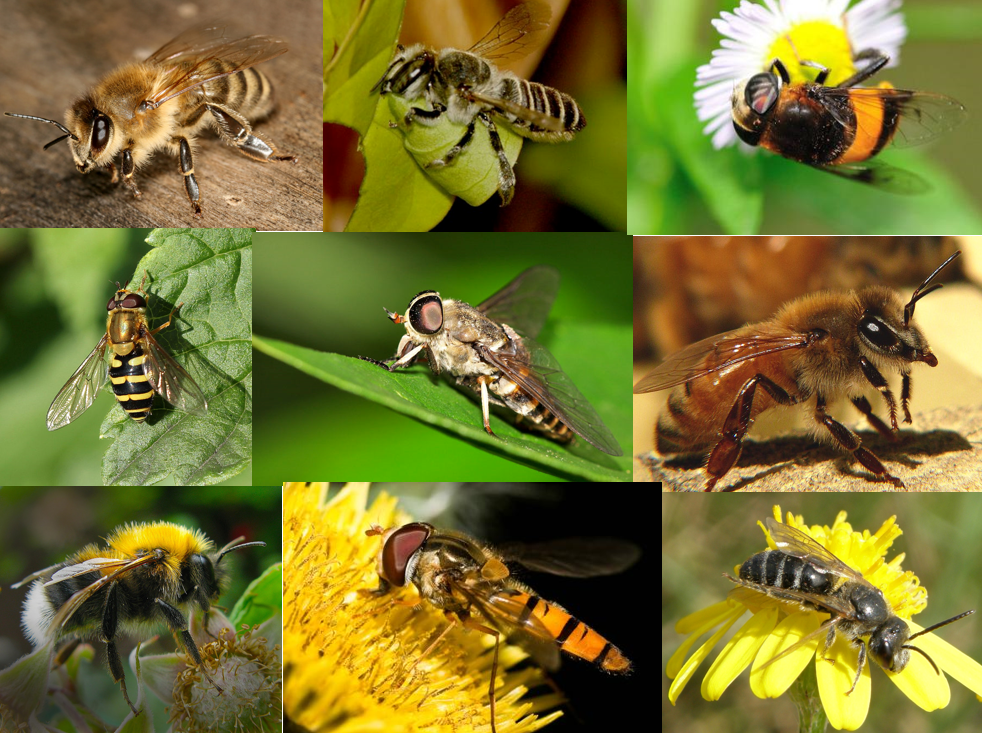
[107,521,214,575]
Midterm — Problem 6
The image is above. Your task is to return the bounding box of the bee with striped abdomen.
[46,272,207,430]
[358,265,622,456]
[731,53,966,192]
[365,522,637,733]
[5,25,297,216]
[373,0,585,205]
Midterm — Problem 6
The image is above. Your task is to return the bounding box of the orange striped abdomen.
[499,589,631,673]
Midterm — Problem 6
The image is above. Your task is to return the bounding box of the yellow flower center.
[767,20,856,86]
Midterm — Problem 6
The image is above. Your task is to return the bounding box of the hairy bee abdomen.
[195,61,276,120]
[501,77,585,141]
[109,346,154,422]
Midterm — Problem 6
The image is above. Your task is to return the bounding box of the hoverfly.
[358,265,622,456]
[726,517,974,695]
[46,272,208,430]
[366,522,637,733]
[731,53,967,192]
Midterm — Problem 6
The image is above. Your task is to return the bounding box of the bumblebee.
[12,521,266,713]
[731,53,966,192]
[46,271,208,430]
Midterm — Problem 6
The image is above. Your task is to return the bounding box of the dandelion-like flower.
[282,482,562,733]
[694,0,907,149]
[667,506,982,731]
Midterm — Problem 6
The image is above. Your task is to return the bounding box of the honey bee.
[731,53,966,191]
[358,265,622,456]
[46,272,207,431]
[727,517,973,695]
[11,521,266,713]
[5,25,297,216]
[373,0,585,206]
[365,522,636,733]
[633,250,961,490]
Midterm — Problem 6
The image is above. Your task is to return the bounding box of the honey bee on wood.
[633,250,961,491]
[5,25,297,216]
[727,517,973,695]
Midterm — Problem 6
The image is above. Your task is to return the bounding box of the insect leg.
[836,53,889,88]
[705,374,797,491]
[477,111,516,206]
[102,580,139,714]
[425,118,476,169]
[814,395,905,488]
[403,103,447,127]
[147,303,183,337]
[154,598,223,693]
[120,149,143,198]
[478,375,496,436]
[458,614,501,733]
[850,396,897,442]
[900,373,913,424]
[177,138,203,217]
[858,357,899,430]
[205,104,298,163]
[847,638,868,695]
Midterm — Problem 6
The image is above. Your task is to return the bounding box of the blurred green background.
[0,486,281,727]
[663,494,982,733]
[630,0,982,233]
[252,233,631,481]
[0,229,251,485]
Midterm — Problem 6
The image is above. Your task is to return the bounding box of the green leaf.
[253,328,630,482]
[325,0,407,131]
[229,563,283,629]
[101,229,253,486]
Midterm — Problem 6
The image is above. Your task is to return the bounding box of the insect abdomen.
[194,61,275,120]
[498,589,631,673]
[501,77,585,140]
[109,346,154,422]
[492,374,573,443]
[740,550,833,595]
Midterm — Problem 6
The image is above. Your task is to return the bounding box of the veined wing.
[477,265,560,339]
[633,330,812,394]
[46,334,110,431]
[467,0,551,62]
[763,518,868,584]
[467,89,568,132]
[142,331,208,416]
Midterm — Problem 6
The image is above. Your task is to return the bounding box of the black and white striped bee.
[46,272,207,430]
[372,0,586,205]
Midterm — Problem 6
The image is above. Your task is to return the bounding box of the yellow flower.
[283,482,562,733]
[667,506,982,730]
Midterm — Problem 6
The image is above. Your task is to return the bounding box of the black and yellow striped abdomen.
[109,346,154,422]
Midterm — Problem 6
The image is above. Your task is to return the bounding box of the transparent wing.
[145,26,288,108]
[633,329,811,394]
[46,557,135,586]
[763,518,868,584]
[811,159,930,194]
[496,537,641,577]
[477,265,560,339]
[468,89,567,132]
[815,87,966,149]
[478,337,622,456]
[47,554,164,637]
[142,331,208,416]
[46,335,110,431]
[727,570,859,619]
[467,0,552,62]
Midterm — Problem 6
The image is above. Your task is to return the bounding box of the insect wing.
[146,27,288,108]
[477,265,559,339]
[46,334,110,431]
[812,160,930,195]
[816,87,967,149]
[497,537,641,577]
[764,518,867,584]
[467,0,552,62]
[479,337,622,455]
[633,330,812,393]
[726,570,858,619]
[142,331,208,416]
[46,557,134,586]
[468,89,567,133]
[48,553,162,637]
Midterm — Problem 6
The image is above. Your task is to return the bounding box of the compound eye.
[745,73,779,115]
[107,295,119,311]
[119,293,146,309]
[409,294,443,334]
[380,523,432,586]
[859,316,898,349]
[91,114,111,153]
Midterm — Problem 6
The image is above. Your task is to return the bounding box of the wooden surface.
[0,0,322,229]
